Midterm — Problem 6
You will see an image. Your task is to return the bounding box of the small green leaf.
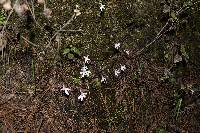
[175,98,182,120]
[181,45,189,59]
[139,63,144,70]
[171,11,177,20]
[169,77,176,84]
[73,77,81,84]
[95,78,101,87]
[156,128,166,133]
[71,47,80,55]
[68,53,74,59]
[63,48,70,55]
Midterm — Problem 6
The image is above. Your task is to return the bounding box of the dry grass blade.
[21,36,37,47]
[0,34,6,51]
[0,34,7,60]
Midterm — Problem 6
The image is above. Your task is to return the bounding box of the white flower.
[61,84,71,95]
[80,70,91,78]
[124,50,130,55]
[191,89,194,95]
[101,76,106,83]
[115,69,121,77]
[81,65,88,71]
[78,92,87,101]
[120,65,126,71]
[74,9,81,16]
[99,3,105,12]
[114,43,120,49]
[74,5,81,16]
[83,55,90,64]
[80,65,91,78]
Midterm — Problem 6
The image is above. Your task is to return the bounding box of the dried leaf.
[0,35,7,51]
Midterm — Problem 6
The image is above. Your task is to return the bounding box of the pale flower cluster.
[80,65,91,78]
[60,42,130,101]
[61,85,87,101]
[115,65,126,77]
[80,55,91,78]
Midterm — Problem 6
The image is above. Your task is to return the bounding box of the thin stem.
[46,13,76,48]
[26,0,42,28]
[21,36,37,47]
[135,20,170,57]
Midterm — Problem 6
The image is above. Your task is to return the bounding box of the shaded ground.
[0,0,200,132]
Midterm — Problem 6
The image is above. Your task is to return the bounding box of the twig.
[135,20,170,57]
[2,120,16,133]
[25,0,42,28]
[59,29,83,32]
[36,117,44,133]
[0,94,15,106]
[21,36,37,47]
